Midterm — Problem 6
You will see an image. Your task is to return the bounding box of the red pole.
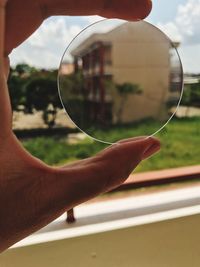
[99,43,105,122]
[66,208,76,223]
[74,57,78,73]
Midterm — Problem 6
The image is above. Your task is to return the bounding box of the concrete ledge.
[11,184,200,249]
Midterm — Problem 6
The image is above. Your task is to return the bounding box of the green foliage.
[60,71,84,99]
[8,70,26,110]
[181,81,200,107]
[59,71,89,127]
[181,85,191,106]
[8,64,58,113]
[23,136,107,165]
[8,64,38,110]
[8,63,63,127]
[25,76,62,127]
[190,82,200,106]
[104,80,143,123]
[14,63,37,76]
[23,117,200,172]
[115,82,142,123]
[116,82,142,95]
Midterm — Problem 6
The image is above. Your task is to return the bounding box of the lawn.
[22,117,200,173]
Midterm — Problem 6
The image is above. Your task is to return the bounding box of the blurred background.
[8,0,200,172]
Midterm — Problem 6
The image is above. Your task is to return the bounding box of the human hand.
[0,132,160,252]
[0,0,159,252]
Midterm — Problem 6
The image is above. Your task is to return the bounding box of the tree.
[8,64,40,111]
[25,77,62,128]
[189,82,200,107]
[116,82,142,123]
[59,71,85,127]
[105,81,142,124]
[59,71,84,100]
[8,69,25,111]
[181,84,192,116]
[15,63,37,76]
[8,64,63,127]
[181,81,200,116]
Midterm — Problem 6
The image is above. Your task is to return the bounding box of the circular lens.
[58,19,183,144]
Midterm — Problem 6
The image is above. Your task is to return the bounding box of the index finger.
[0,1,12,137]
[41,0,152,21]
[0,0,6,59]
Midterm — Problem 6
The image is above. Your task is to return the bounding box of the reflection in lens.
[58,19,183,144]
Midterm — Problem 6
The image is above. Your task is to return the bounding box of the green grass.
[22,117,200,172]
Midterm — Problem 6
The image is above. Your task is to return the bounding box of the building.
[60,21,182,128]
[59,61,74,75]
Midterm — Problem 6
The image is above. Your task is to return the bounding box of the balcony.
[83,63,113,78]
[1,166,200,267]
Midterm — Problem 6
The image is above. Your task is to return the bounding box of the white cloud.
[157,22,183,43]
[9,3,200,73]
[156,0,200,73]
[9,15,118,69]
[10,17,82,69]
[158,0,200,44]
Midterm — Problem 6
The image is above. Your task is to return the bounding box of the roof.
[71,21,174,57]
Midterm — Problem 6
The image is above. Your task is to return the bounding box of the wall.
[111,38,170,123]
[1,214,200,267]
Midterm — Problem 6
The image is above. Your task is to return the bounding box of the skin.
[0,0,160,252]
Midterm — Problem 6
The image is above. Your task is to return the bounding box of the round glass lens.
[58,19,183,144]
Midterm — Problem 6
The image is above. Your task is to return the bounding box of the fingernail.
[142,137,160,160]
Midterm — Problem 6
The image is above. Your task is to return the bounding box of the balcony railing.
[66,165,200,223]
[4,178,200,267]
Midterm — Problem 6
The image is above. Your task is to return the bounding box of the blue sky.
[148,0,188,24]
[9,0,200,73]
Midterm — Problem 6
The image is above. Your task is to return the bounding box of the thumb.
[117,136,160,160]
[115,136,161,172]
[90,136,160,192]
[103,136,160,164]
[48,136,160,209]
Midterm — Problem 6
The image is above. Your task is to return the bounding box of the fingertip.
[130,0,153,21]
[137,0,152,20]
[117,135,160,160]
[101,0,152,21]
[141,136,161,159]
[117,135,160,146]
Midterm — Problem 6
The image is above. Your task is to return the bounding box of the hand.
[0,0,159,252]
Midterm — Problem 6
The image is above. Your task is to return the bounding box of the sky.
[9,0,200,73]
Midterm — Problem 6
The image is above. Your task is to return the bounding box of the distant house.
[60,61,74,75]
[184,75,199,85]
[61,21,182,126]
